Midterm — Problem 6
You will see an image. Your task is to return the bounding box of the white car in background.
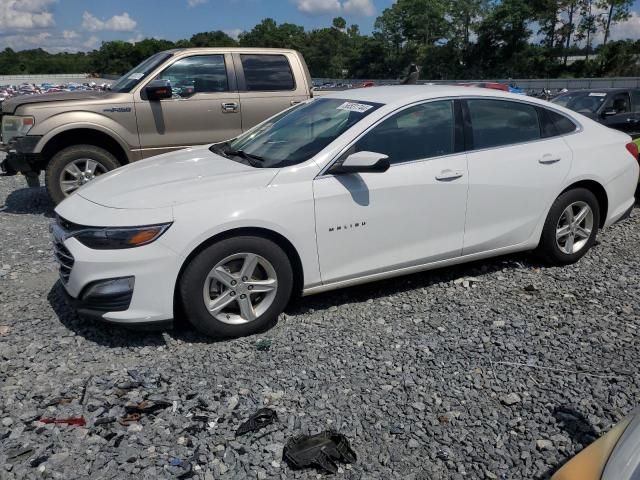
[52,86,639,338]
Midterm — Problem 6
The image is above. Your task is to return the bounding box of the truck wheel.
[45,145,121,204]
[179,236,293,338]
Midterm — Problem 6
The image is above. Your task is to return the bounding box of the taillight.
[626,142,639,161]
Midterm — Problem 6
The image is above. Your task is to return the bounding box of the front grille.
[53,239,75,283]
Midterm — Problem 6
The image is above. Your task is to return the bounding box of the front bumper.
[0,135,43,175]
[53,235,181,325]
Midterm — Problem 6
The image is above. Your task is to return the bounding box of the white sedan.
[52,86,639,337]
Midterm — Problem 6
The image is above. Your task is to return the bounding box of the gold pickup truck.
[0,48,313,203]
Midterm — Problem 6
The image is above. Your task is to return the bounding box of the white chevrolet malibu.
[52,86,639,337]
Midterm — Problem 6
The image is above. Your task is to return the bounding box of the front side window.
[154,55,228,97]
[110,52,173,93]
[604,92,631,113]
[468,99,541,149]
[351,100,455,164]
[217,98,382,168]
[240,54,295,91]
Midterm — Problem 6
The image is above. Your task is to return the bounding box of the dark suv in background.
[552,88,640,138]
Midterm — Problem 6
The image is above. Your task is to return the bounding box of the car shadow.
[534,406,600,480]
[48,250,551,347]
[1,184,55,216]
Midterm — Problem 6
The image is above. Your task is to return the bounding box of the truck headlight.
[72,223,172,250]
[1,115,35,144]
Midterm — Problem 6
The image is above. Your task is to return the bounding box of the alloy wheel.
[555,201,594,254]
[59,158,108,196]
[202,253,278,324]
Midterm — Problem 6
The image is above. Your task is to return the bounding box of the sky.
[1,0,639,53]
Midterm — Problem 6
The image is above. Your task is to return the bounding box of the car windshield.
[552,92,607,114]
[109,52,173,93]
[214,98,383,168]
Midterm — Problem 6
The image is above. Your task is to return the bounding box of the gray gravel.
[1,166,639,479]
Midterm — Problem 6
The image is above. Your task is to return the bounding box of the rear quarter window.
[240,54,295,91]
[539,108,578,137]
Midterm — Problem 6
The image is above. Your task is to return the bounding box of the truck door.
[134,53,241,158]
[232,53,309,131]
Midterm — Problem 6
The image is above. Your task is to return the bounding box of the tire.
[537,188,600,265]
[179,236,293,338]
[45,145,121,204]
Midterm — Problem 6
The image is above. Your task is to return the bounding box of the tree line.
[1,0,639,80]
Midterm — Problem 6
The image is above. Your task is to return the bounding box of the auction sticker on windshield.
[128,73,145,80]
[337,102,374,113]
[588,92,607,97]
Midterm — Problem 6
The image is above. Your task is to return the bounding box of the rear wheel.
[45,145,120,204]
[179,236,293,338]
[537,188,600,265]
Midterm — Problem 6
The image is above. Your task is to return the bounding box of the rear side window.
[240,54,295,91]
[353,100,455,164]
[467,99,541,149]
[541,109,577,136]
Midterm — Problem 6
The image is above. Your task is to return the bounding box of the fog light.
[82,277,135,299]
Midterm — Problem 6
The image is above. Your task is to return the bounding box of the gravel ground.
[1,166,639,480]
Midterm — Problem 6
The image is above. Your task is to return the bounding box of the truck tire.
[45,145,121,204]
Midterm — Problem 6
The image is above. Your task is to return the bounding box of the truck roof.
[160,47,304,55]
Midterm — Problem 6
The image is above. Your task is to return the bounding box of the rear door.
[134,53,241,158]
[462,98,572,255]
[233,53,309,131]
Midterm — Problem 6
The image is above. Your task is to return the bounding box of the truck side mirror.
[145,80,172,101]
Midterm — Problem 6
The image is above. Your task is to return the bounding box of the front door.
[134,54,241,158]
[313,100,469,284]
[600,91,635,134]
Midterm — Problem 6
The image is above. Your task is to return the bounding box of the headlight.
[72,223,172,250]
[1,115,35,144]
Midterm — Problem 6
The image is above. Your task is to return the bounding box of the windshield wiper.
[225,149,265,163]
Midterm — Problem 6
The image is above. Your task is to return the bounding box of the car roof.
[321,85,545,108]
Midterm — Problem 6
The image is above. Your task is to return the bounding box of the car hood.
[77,146,278,209]
[2,90,115,114]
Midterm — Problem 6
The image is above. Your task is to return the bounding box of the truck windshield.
[215,98,383,168]
[109,52,173,93]
[552,92,607,114]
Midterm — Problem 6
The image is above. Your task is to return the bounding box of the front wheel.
[537,188,600,265]
[45,145,120,204]
[179,236,293,338]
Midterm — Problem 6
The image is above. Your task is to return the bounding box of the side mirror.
[329,151,390,174]
[145,80,172,101]
[602,109,618,117]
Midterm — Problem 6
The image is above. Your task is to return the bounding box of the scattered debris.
[0,325,10,336]
[118,413,142,426]
[236,408,278,436]
[523,284,538,292]
[124,399,172,415]
[39,416,86,426]
[94,416,117,426]
[255,338,272,351]
[283,430,357,474]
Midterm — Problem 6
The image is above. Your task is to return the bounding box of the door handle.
[539,154,561,164]
[435,169,464,181]
[221,102,239,113]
